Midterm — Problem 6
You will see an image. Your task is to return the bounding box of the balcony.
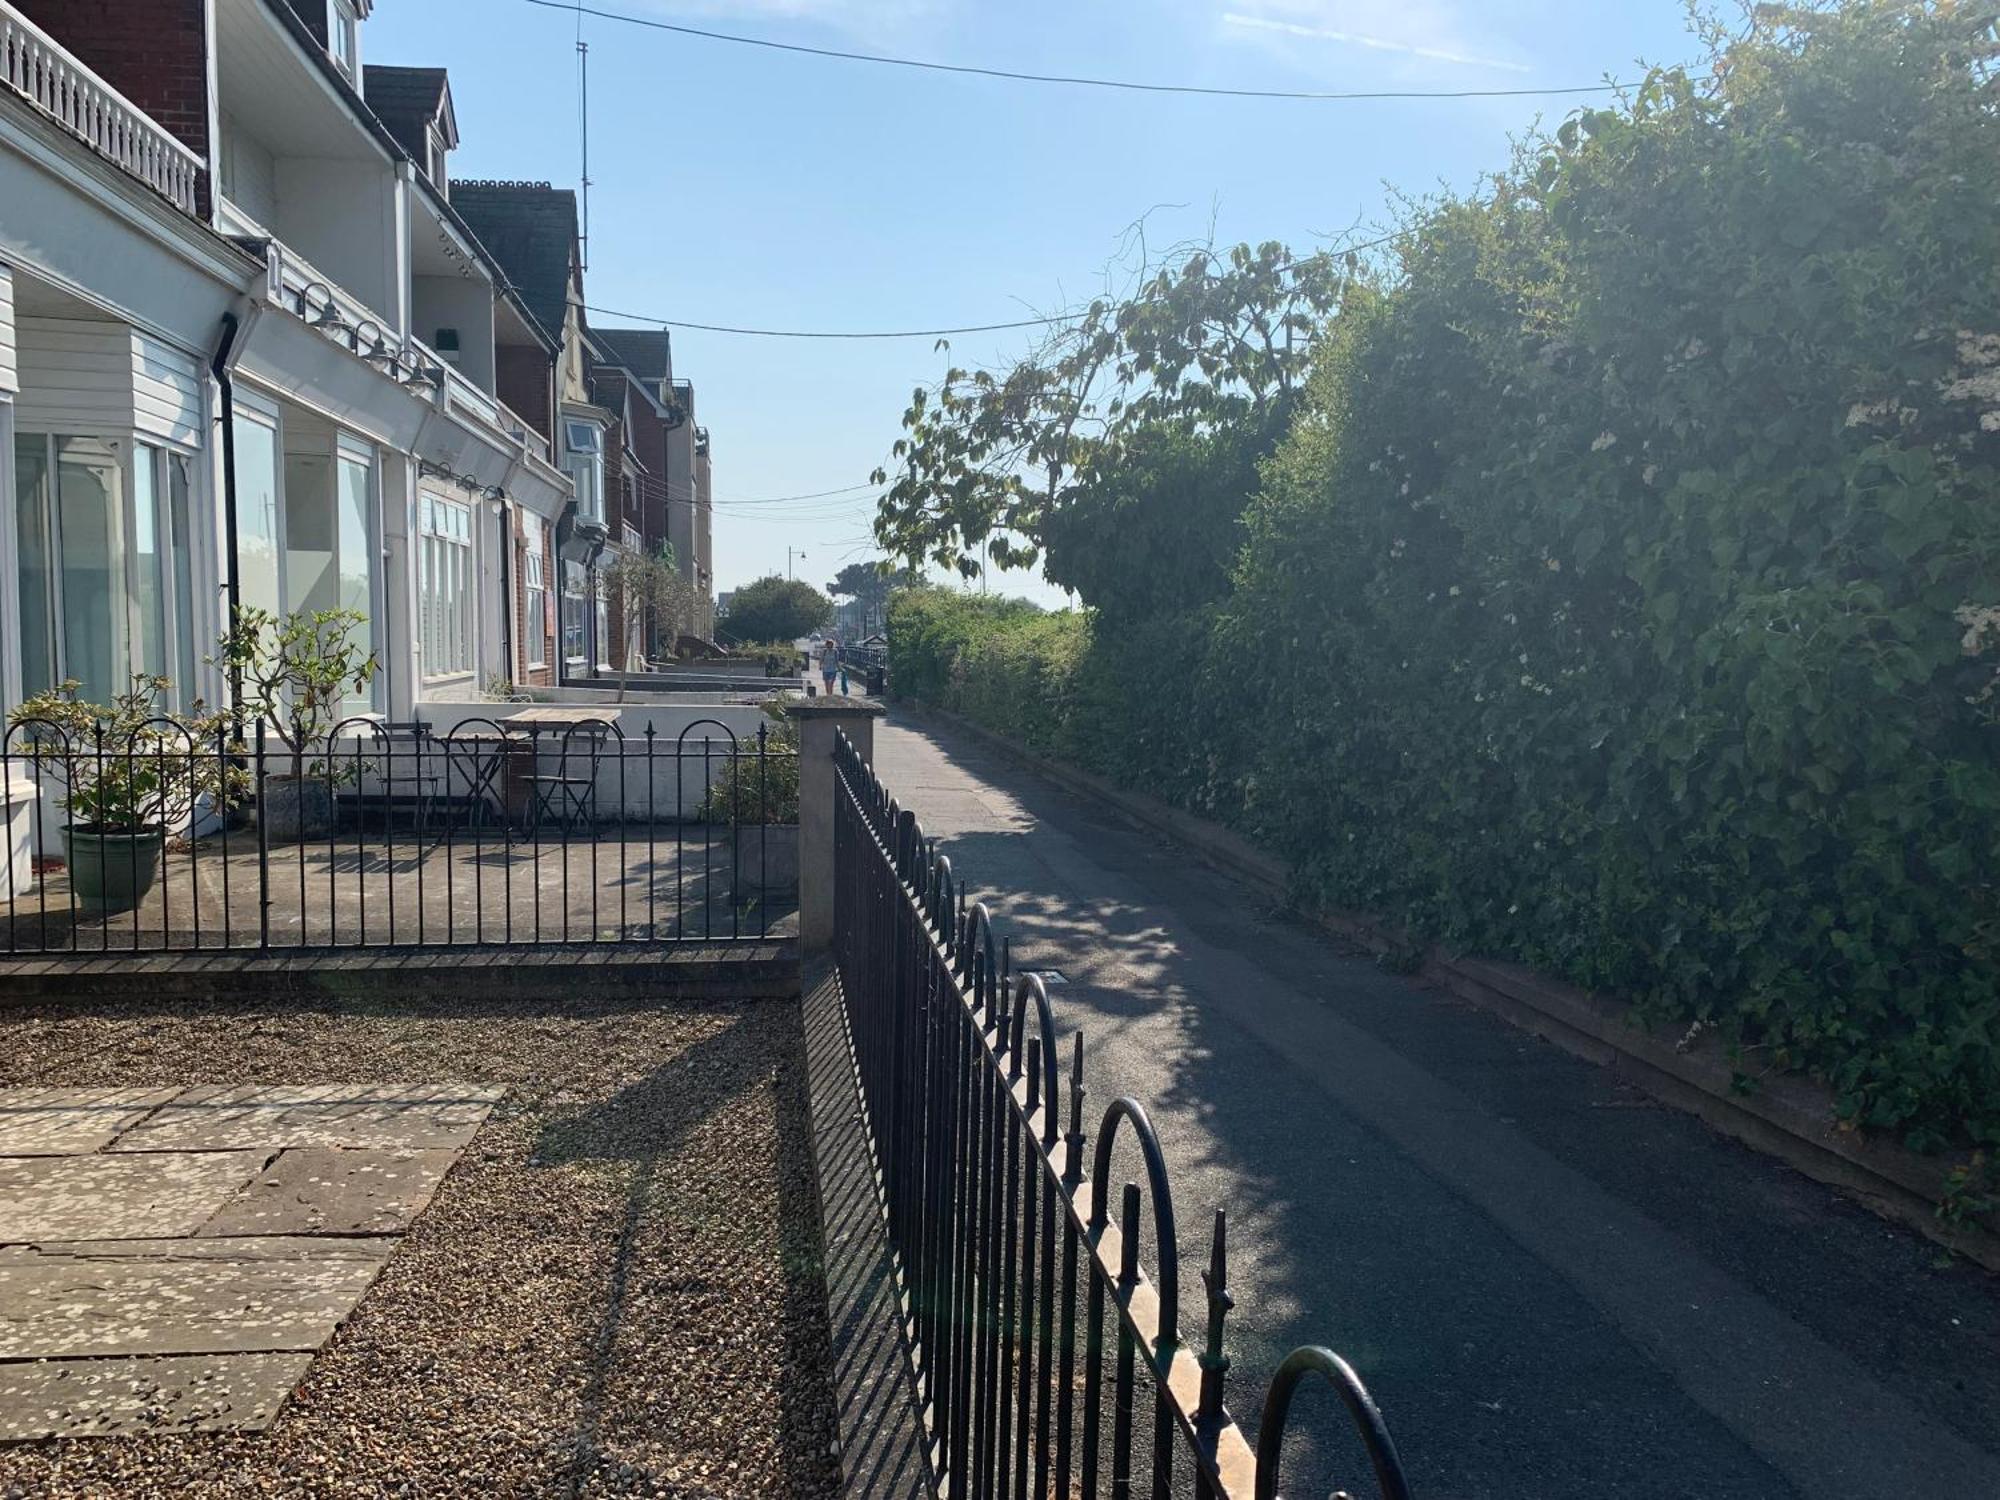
[0,0,204,215]
[259,237,445,392]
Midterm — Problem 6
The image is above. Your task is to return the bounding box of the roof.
[450,182,579,344]
[363,66,455,162]
[592,328,674,385]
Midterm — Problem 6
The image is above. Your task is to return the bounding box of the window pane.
[132,447,166,686]
[56,436,126,705]
[168,454,198,702]
[233,414,281,616]
[284,449,336,614]
[15,435,53,701]
[336,451,375,709]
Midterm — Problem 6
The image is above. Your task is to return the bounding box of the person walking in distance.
[820,636,840,697]
[836,639,851,696]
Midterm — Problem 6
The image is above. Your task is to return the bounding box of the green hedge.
[891,5,2000,1153]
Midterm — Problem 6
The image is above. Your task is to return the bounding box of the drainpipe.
[208,311,244,712]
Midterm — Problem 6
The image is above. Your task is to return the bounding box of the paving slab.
[0,1152,271,1243]
[0,1352,314,1441]
[0,1088,180,1155]
[199,1147,460,1237]
[109,1083,505,1153]
[0,1237,393,1359]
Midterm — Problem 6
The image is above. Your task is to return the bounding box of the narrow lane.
[872,711,2000,1500]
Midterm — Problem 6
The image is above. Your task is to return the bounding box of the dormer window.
[428,127,449,190]
[331,0,360,78]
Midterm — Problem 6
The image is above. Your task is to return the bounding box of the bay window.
[563,419,603,525]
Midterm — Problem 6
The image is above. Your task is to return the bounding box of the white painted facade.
[0,0,575,853]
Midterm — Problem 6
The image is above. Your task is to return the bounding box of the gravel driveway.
[0,990,841,1499]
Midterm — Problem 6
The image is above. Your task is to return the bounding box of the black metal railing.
[832,732,1412,1500]
[0,716,796,953]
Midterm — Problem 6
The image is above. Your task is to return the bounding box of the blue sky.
[366,0,1703,604]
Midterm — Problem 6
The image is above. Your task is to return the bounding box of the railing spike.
[1064,1031,1087,1186]
[1198,1208,1234,1428]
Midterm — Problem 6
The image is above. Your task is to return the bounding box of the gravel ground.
[0,991,842,1499]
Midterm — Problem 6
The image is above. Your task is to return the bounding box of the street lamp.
[788,546,806,581]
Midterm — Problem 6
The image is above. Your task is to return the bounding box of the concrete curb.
[0,942,801,1002]
[904,702,2000,1273]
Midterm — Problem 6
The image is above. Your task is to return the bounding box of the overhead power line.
[526,0,1623,103]
[588,231,1414,342]
[587,302,1073,340]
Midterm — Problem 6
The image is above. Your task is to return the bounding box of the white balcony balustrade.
[0,1,204,215]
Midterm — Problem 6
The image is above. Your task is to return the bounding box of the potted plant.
[693,715,800,895]
[8,676,235,912]
[215,607,380,841]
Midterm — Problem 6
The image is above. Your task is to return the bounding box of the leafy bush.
[1226,2,2000,1150]
[694,716,800,824]
[888,4,2000,1151]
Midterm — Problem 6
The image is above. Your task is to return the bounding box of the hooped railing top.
[830,729,1415,1500]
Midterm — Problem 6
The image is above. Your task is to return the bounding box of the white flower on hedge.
[1448,585,1462,597]
[1546,558,1562,572]
[1956,603,2000,655]
[1643,464,1660,486]
[1591,432,1617,452]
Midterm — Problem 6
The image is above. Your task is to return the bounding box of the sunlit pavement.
[872,710,2000,1500]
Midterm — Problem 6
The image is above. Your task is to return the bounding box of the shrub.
[888,4,2000,1151]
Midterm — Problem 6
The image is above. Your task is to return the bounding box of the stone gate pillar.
[784,697,885,955]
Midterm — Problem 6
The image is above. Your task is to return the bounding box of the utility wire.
[587,231,1407,341]
[524,0,1623,103]
[587,302,1074,340]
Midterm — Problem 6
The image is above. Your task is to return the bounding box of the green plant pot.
[60,826,165,914]
[261,775,336,841]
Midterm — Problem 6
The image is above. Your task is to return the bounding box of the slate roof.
[593,328,674,385]
[450,182,579,346]
[362,66,451,162]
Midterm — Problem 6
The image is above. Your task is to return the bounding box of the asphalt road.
[871,710,2000,1500]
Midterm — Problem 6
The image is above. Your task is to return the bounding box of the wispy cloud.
[621,0,948,32]
[1221,10,1530,73]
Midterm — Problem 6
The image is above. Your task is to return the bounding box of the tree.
[596,545,695,699]
[870,238,1346,614]
[718,575,833,644]
[826,559,920,636]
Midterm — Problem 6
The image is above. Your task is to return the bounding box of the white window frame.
[522,523,548,669]
[561,561,587,668]
[427,126,449,190]
[562,418,604,526]
[333,436,382,712]
[418,488,475,682]
[330,0,360,79]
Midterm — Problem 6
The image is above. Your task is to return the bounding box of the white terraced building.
[0,0,574,754]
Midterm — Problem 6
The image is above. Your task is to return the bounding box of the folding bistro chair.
[378,721,441,836]
[527,721,611,834]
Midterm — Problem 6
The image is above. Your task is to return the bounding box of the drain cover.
[1023,969,1069,987]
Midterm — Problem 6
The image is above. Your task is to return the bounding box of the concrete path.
[0,1083,500,1440]
[873,712,2000,1500]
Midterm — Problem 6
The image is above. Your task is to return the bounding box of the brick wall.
[497,346,554,443]
[17,0,215,214]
